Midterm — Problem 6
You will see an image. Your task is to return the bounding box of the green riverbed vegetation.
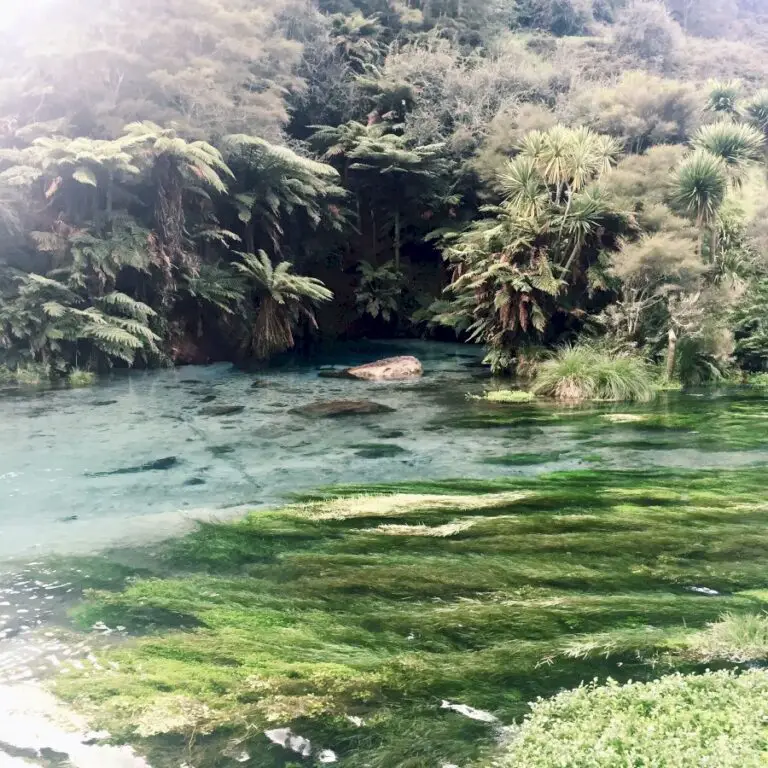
[52,465,768,767]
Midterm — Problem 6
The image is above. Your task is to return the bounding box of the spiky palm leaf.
[691,121,764,187]
[706,80,742,116]
[669,150,728,230]
[744,90,768,136]
[498,156,548,219]
[557,185,618,274]
[533,125,573,194]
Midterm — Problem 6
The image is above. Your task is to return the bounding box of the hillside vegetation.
[2,0,768,384]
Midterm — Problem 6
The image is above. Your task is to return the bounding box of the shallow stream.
[1,340,768,767]
[2,340,765,562]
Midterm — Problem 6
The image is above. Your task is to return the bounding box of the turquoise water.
[1,340,767,562]
[1,341,768,767]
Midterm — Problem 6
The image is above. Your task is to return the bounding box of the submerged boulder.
[352,443,408,458]
[343,356,423,381]
[199,404,245,416]
[290,399,396,418]
[87,456,179,477]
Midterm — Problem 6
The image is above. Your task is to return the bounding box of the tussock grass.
[531,344,655,403]
[67,369,97,387]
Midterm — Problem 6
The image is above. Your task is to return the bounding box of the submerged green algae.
[51,467,768,768]
[448,388,768,454]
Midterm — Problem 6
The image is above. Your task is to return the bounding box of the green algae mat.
[52,467,768,767]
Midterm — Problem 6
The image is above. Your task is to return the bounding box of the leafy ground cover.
[51,466,768,767]
[497,668,768,768]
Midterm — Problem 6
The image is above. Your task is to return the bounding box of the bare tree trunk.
[371,207,377,262]
[245,220,255,254]
[666,327,677,380]
[696,213,704,259]
[394,208,401,270]
[106,171,114,219]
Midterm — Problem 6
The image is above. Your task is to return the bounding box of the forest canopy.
[3,0,768,381]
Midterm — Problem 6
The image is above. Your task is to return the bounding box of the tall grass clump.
[67,369,96,388]
[494,669,768,768]
[0,363,47,386]
[690,612,768,663]
[531,344,655,402]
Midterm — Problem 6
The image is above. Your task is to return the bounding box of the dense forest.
[3,0,768,384]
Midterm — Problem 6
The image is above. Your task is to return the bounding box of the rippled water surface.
[2,341,768,766]
[2,340,767,562]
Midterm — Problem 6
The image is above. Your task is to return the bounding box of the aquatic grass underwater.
[444,388,768,453]
[52,467,768,768]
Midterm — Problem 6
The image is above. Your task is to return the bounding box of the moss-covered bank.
[54,468,768,767]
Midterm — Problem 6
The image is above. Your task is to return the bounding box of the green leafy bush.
[531,344,655,402]
[748,372,768,387]
[494,669,768,768]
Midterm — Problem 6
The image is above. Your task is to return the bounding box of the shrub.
[613,0,683,72]
[748,372,768,387]
[0,363,47,386]
[531,344,655,402]
[494,669,768,768]
[68,370,97,388]
[566,73,700,152]
[690,612,768,663]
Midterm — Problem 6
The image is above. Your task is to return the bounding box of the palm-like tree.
[233,251,332,359]
[557,185,621,275]
[743,90,768,141]
[514,126,621,273]
[669,149,728,258]
[0,272,159,369]
[522,125,572,202]
[221,134,344,255]
[121,122,234,277]
[691,121,764,188]
[705,80,742,117]
[329,12,384,70]
[347,133,449,269]
[498,155,548,219]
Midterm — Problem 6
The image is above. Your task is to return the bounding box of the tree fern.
[222,134,345,254]
[233,250,332,359]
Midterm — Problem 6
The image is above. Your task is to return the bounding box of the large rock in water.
[290,399,396,418]
[344,356,423,381]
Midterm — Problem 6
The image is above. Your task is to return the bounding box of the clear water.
[1,340,767,563]
[1,340,768,766]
